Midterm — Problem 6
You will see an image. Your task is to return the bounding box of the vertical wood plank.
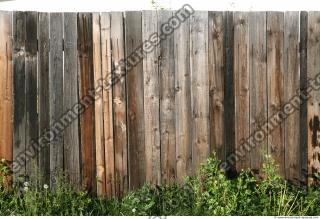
[92,12,106,196]
[64,12,81,188]
[284,12,300,184]
[25,11,38,178]
[142,10,161,185]
[13,11,26,180]
[249,12,267,173]
[233,12,250,171]
[38,12,50,185]
[49,13,64,185]
[267,12,285,176]
[208,12,225,162]
[78,13,96,193]
[110,12,128,196]
[190,11,209,173]
[307,12,320,184]
[158,10,176,184]
[174,10,192,183]
[100,12,115,197]
[0,11,13,167]
[125,11,146,190]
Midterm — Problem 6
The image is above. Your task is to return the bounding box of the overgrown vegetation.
[0,155,319,216]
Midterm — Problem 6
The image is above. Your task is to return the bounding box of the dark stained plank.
[13,11,26,181]
[38,12,50,185]
[25,11,38,179]
[267,12,285,176]
[233,12,250,171]
[100,12,115,198]
[284,12,300,184]
[63,12,81,189]
[158,10,176,184]
[49,13,64,186]
[78,13,96,193]
[249,12,267,174]
[125,11,145,190]
[208,11,225,162]
[174,10,192,183]
[142,10,161,185]
[111,12,128,197]
[190,11,210,174]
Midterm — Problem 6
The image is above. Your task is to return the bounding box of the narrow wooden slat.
[142,11,161,185]
[125,11,145,190]
[100,12,115,198]
[249,12,267,173]
[306,12,320,184]
[49,13,64,185]
[174,10,192,183]
[158,10,176,184]
[190,11,209,173]
[38,12,50,185]
[92,12,105,196]
[25,11,38,178]
[0,11,13,167]
[267,12,285,176]
[78,13,96,193]
[284,12,300,184]
[63,12,81,188]
[13,11,26,180]
[233,12,250,171]
[208,12,225,161]
[111,12,128,197]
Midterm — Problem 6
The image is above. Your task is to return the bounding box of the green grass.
[0,155,319,216]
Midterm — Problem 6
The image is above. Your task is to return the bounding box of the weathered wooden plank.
[111,12,128,197]
[208,12,225,162]
[100,12,115,198]
[306,12,320,184]
[125,11,145,190]
[0,11,13,168]
[25,11,38,179]
[142,10,161,185]
[92,12,105,196]
[78,13,96,193]
[233,12,250,171]
[63,12,81,188]
[284,12,300,184]
[190,11,210,173]
[267,12,285,176]
[13,11,26,181]
[38,12,50,185]
[158,10,176,184]
[174,10,191,183]
[249,12,267,173]
[49,13,64,185]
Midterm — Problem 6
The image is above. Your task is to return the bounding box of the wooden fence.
[0,10,320,197]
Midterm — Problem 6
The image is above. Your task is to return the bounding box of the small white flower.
[23,186,29,192]
[1,158,6,163]
[43,184,49,190]
[132,208,136,213]
[23,181,29,187]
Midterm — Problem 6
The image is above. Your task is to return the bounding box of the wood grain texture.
[100,12,115,197]
[267,12,285,176]
[208,12,225,162]
[49,13,64,186]
[249,12,267,174]
[110,12,128,196]
[158,10,176,184]
[233,12,250,171]
[190,11,210,174]
[64,12,81,188]
[78,13,96,193]
[125,11,146,190]
[174,10,192,183]
[13,11,26,180]
[142,10,161,185]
